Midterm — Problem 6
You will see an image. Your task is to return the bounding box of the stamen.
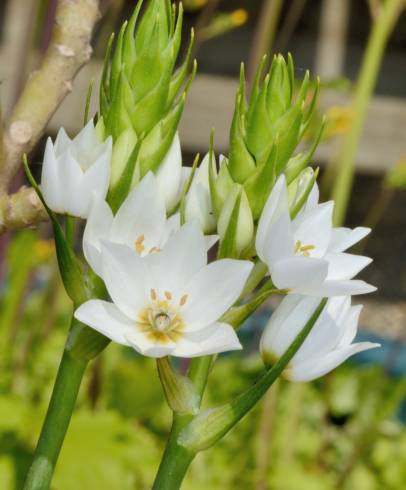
[294,240,316,257]
[149,246,161,253]
[150,288,157,301]
[164,291,172,300]
[179,294,188,306]
[135,235,145,255]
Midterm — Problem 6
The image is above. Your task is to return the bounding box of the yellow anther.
[149,246,161,253]
[135,235,145,254]
[294,240,315,257]
[150,288,157,301]
[179,294,188,306]
[164,291,172,300]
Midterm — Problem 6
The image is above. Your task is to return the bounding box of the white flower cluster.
[40,123,379,381]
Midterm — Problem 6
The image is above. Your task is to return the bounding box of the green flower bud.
[227,54,321,222]
[218,184,254,258]
[99,0,194,191]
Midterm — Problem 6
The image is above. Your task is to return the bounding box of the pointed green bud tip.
[218,184,254,256]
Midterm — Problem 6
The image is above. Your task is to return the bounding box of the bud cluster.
[98,0,194,191]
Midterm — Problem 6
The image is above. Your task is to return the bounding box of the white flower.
[256,175,376,296]
[155,132,189,213]
[184,152,217,234]
[260,294,380,381]
[41,120,112,218]
[75,221,253,358]
[83,172,180,277]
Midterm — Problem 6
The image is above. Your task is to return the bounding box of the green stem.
[152,415,195,490]
[178,299,327,453]
[331,0,404,225]
[23,347,87,490]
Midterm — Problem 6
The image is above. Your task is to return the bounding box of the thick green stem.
[152,415,195,490]
[331,0,404,225]
[23,347,87,490]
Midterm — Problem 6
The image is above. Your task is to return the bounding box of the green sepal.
[179,153,200,223]
[210,156,234,219]
[273,103,303,173]
[217,185,242,259]
[266,54,292,123]
[109,21,127,101]
[23,156,88,305]
[284,118,325,184]
[246,74,274,163]
[243,142,278,220]
[107,135,143,213]
[248,55,267,122]
[218,185,254,259]
[157,357,200,414]
[138,94,185,177]
[177,299,327,453]
[66,317,110,361]
[167,28,195,108]
[228,93,256,183]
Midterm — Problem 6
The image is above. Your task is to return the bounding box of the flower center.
[136,289,188,343]
[153,312,172,332]
[294,240,315,257]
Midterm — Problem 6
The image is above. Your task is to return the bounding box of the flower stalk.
[330,0,404,225]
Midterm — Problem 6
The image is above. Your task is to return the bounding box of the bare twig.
[0,0,101,232]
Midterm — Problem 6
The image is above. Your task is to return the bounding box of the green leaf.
[23,156,87,305]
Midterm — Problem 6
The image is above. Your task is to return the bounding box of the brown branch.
[0,0,101,232]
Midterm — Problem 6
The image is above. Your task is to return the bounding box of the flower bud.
[218,184,254,257]
[99,0,194,194]
[226,55,321,221]
[41,121,112,219]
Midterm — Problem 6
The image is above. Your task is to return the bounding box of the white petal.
[58,150,86,217]
[101,242,150,318]
[160,213,181,245]
[270,256,328,291]
[302,279,377,297]
[256,175,291,260]
[172,322,242,357]
[287,342,380,382]
[83,198,114,276]
[111,172,166,251]
[205,234,219,251]
[147,221,207,295]
[182,259,253,330]
[261,210,295,266]
[260,295,320,358]
[156,132,182,212]
[54,127,71,157]
[125,330,176,358]
[293,201,333,257]
[72,120,102,167]
[329,227,371,252]
[184,153,216,233]
[74,300,133,345]
[337,304,362,347]
[41,138,62,212]
[325,252,372,280]
[81,139,112,213]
